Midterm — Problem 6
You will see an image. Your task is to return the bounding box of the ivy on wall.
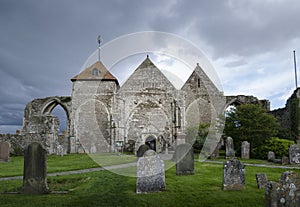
[290,98,300,140]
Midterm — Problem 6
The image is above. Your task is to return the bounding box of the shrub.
[252,137,294,159]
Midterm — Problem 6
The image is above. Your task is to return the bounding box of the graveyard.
[1,152,300,207]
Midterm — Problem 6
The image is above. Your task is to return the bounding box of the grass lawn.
[1,156,300,207]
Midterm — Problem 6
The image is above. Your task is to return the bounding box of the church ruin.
[19,56,272,154]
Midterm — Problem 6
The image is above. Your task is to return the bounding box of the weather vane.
[97,35,101,61]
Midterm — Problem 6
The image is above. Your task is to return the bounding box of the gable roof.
[71,61,118,83]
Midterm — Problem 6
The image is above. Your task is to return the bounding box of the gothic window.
[92,68,99,76]
[198,78,201,88]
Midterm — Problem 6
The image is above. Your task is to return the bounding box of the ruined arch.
[41,98,71,135]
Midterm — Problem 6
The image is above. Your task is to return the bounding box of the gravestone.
[289,144,300,164]
[266,171,300,207]
[136,150,166,193]
[282,156,289,165]
[176,132,186,146]
[268,151,275,162]
[136,144,150,157]
[256,173,268,189]
[22,142,50,194]
[56,144,64,156]
[241,141,250,159]
[223,158,245,190]
[226,137,235,158]
[174,143,194,175]
[0,141,10,162]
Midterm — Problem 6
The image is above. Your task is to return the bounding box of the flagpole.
[294,50,298,89]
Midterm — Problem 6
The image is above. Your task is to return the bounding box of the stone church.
[21,55,228,154]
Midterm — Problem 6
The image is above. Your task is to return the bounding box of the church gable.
[118,56,176,93]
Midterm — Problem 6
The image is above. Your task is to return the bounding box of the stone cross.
[223,158,245,190]
[289,144,300,164]
[22,142,50,194]
[226,137,235,158]
[136,150,166,193]
[265,171,300,207]
[0,141,10,162]
[175,143,194,175]
[241,141,250,159]
[256,173,268,189]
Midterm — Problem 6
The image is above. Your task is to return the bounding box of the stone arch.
[145,135,156,151]
[224,95,264,112]
[41,98,71,135]
[126,101,170,153]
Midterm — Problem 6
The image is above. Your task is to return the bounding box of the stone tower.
[70,61,119,153]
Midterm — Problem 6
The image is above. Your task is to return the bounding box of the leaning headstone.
[241,141,250,159]
[136,150,166,193]
[175,143,194,175]
[223,158,245,190]
[226,137,235,158]
[0,141,10,162]
[22,142,50,194]
[256,173,268,189]
[136,144,150,157]
[265,171,300,207]
[268,151,275,162]
[289,144,300,164]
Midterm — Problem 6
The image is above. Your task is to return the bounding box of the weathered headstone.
[136,150,166,193]
[223,158,245,190]
[226,137,235,158]
[175,143,194,175]
[56,144,64,156]
[282,156,289,165]
[241,141,250,159]
[268,151,275,162]
[256,173,268,189]
[266,171,300,207]
[136,144,150,157]
[289,144,300,164]
[176,132,186,146]
[0,141,10,162]
[22,142,50,194]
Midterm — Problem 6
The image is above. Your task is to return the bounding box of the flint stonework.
[0,141,10,162]
[22,142,50,194]
[223,158,245,190]
[289,144,300,164]
[136,150,166,193]
[265,171,300,207]
[175,143,194,175]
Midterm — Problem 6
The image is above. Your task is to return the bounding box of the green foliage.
[186,123,210,151]
[290,98,300,140]
[252,137,295,159]
[224,104,279,153]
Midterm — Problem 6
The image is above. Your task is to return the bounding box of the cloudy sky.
[1,0,300,133]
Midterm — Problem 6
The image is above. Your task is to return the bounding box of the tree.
[224,104,279,154]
